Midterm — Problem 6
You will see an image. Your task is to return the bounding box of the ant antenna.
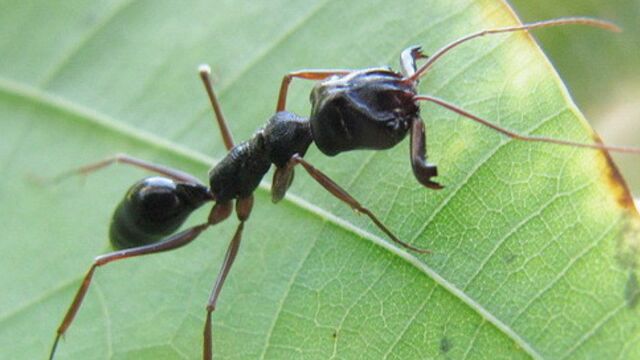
[407,17,621,82]
[409,17,639,156]
[415,95,640,154]
[199,64,235,150]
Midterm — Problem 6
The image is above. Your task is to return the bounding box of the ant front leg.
[52,153,204,185]
[284,154,431,254]
[276,69,352,111]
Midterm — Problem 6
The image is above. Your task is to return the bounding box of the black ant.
[48,17,640,360]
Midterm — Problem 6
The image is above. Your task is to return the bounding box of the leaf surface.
[510,0,640,197]
[1,0,639,359]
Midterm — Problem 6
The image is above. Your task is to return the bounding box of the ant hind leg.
[51,153,204,185]
[49,201,235,360]
[48,222,212,360]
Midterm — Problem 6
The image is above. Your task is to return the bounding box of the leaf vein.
[462,181,594,290]
[382,285,437,359]
[561,302,627,359]
[258,225,323,359]
[462,319,486,360]
[38,0,135,87]
[329,260,394,359]
[512,216,621,324]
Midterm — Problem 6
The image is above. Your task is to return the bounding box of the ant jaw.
[413,163,444,190]
[425,181,444,190]
[405,46,430,61]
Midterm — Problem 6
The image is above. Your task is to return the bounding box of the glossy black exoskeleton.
[306,65,442,189]
[208,111,312,202]
[109,177,211,249]
[309,69,417,155]
[50,17,638,360]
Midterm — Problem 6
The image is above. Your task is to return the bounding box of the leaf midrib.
[0,75,542,359]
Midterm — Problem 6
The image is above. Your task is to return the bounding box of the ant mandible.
[48,17,640,360]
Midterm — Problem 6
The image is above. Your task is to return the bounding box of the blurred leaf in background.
[511,0,640,193]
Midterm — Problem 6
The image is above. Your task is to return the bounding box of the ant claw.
[412,46,429,59]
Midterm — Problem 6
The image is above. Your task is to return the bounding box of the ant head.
[309,69,418,156]
[311,69,418,118]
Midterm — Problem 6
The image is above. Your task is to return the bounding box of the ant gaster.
[49,17,640,360]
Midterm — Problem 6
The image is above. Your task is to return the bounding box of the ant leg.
[400,46,428,78]
[199,65,235,150]
[276,69,352,112]
[287,154,430,254]
[410,117,443,189]
[49,201,233,360]
[271,164,295,203]
[415,95,640,154]
[49,202,231,360]
[52,153,204,185]
[203,196,253,360]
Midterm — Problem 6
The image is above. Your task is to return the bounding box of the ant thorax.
[208,111,312,202]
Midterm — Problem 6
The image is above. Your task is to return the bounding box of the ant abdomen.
[109,177,211,249]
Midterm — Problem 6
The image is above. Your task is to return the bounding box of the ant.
[48,17,640,360]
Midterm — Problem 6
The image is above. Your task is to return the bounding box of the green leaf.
[509,0,640,203]
[1,1,639,359]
